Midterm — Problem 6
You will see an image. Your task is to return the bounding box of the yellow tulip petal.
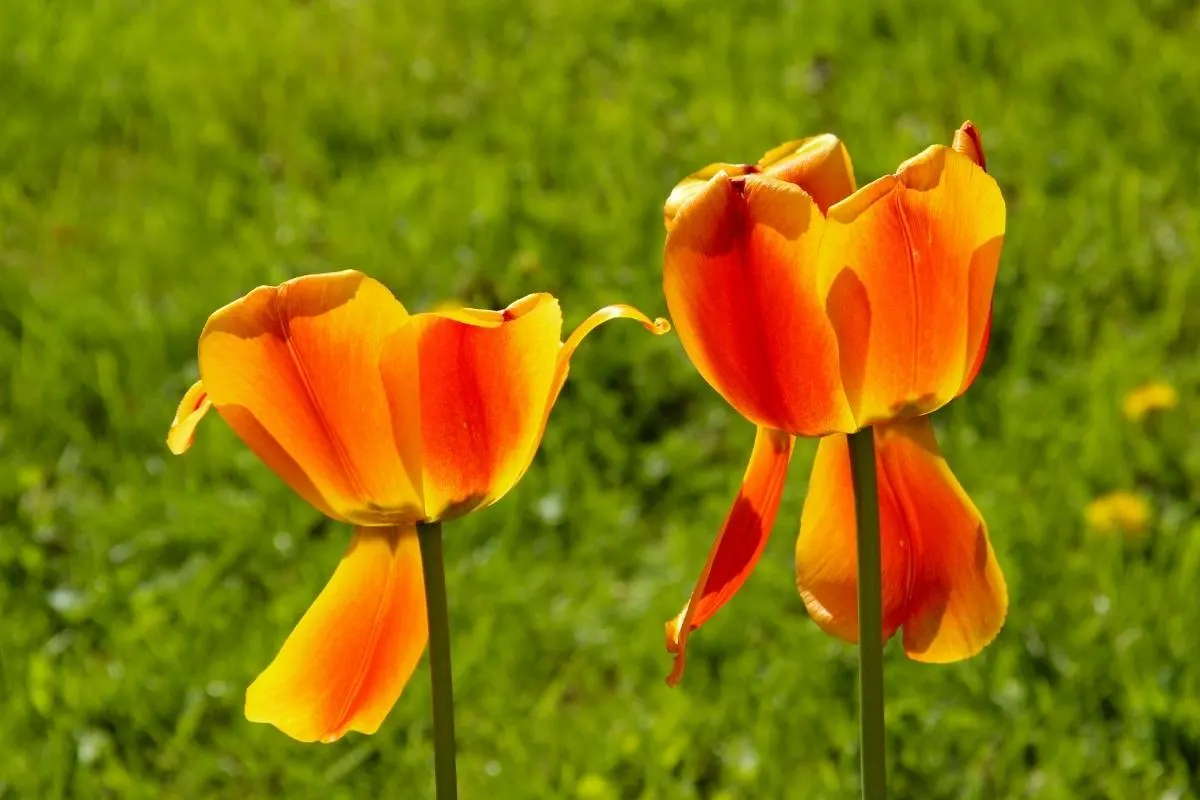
[167,380,212,455]
[245,525,427,742]
[758,133,857,213]
[665,426,794,686]
[199,271,424,524]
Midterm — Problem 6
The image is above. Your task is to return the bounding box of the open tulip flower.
[167,270,668,741]
[662,123,1007,685]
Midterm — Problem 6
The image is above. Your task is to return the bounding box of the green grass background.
[2,0,1199,797]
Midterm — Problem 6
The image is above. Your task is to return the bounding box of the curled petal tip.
[562,304,673,360]
[663,427,793,688]
[664,614,686,687]
[166,380,211,455]
[952,121,987,172]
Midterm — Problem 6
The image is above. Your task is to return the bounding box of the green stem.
[848,428,886,800]
[417,521,458,800]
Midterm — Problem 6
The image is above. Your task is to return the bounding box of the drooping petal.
[820,146,1005,425]
[665,426,794,686]
[402,294,564,521]
[664,172,855,437]
[198,271,424,525]
[795,416,1007,662]
[167,380,212,455]
[758,133,857,213]
[245,525,428,742]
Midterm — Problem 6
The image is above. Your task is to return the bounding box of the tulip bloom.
[662,123,1007,684]
[168,270,668,740]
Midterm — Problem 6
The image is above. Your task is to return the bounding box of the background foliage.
[2,0,1199,797]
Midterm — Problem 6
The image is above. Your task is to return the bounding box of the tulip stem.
[417,521,458,800]
[848,427,886,800]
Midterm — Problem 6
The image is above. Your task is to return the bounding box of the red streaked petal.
[821,147,1005,425]
[665,426,794,686]
[199,271,424,524]
[166,380,212,455]
[245,525,428,742]
[664,172,855,437]
[403,294,563,521]
[795,417,1007,661]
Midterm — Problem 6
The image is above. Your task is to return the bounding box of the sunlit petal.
[664,172,855,437]
[665,426,793,686]
[198,271,424,524]
[167,380,212,455]
[758,133,856,213]
[796,417,1007,662]
[245,526,428,742]
[665,162,755,231]
[400,294,563,521]
[821,147,1005,424]
[951,122,997,395]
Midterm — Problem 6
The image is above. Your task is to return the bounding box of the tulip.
[168,270,669,749]
[661,123,1007,685]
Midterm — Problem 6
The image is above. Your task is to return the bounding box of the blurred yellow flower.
[1085,491,1152,538]
[1123,381,1178,422]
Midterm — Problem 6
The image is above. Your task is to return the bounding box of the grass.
[2,0,1199,797]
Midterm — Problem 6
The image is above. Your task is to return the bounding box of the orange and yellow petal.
[795,416,1007,662]
[951,122,997,395]
[167,380,212,455]
[245,525,428,742]
[198,271,424,525]
[758,134,857,213]
[665,163,756,231]
[404,294,563,521]
[820,145,1005,425]
[665,426,794,686]
[664,172,855,437]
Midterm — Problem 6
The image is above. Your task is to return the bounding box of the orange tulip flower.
[662,123,1007,684]
[167,270,668,741]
